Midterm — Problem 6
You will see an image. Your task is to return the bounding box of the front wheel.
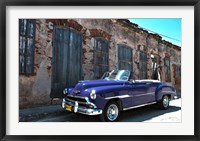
[100,101,120,122]
[159,95,170,110]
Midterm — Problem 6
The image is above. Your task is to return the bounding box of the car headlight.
[63,88,68,95]
[90,90,96,100]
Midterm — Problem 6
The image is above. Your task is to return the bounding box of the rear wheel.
[100,101,120,122]
[159,95,170,110]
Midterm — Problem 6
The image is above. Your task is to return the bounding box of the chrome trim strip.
[105,95,131,100]
[161,91,176,93]
[123,102,157,111]
[134,79,160,83]
[105,92,155,100]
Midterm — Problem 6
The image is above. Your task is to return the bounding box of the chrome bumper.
[173,95,178,99]
[62,99,102,116]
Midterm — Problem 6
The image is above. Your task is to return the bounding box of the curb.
[19,104,66,122]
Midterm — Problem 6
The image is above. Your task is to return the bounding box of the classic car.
[62,70,177,122]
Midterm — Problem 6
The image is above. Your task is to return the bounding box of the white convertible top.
[134,79,161,83]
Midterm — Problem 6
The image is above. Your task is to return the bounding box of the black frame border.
[0,0,199,141]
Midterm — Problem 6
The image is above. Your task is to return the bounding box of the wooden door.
[50,27,82,98]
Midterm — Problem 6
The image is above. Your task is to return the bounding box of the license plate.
[66,105,72,111]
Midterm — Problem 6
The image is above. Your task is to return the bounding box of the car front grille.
[66,95,88,103]
[65,95,97,109]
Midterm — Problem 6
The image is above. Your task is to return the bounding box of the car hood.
[69,79,128,95]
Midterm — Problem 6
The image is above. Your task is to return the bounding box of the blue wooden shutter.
[19,19,36,74]
[118,44,133,72]
[94,38,109,79]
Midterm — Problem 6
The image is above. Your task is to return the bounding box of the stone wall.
[19,19,181,108]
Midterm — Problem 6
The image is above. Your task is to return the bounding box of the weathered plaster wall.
[19,19,181,108]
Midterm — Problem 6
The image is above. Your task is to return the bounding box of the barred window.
[165,57,171,82]
[139,51,147,79]
[94,38,109,79]
[19,19,36,74]
[118,44,133,72]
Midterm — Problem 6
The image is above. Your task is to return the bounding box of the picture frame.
[0,0,199,141]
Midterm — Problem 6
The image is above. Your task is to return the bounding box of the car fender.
[94,92,124,111]
[87,85,132,110]
[155,84,176,101]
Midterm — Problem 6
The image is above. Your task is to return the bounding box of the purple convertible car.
[62,70,177,122]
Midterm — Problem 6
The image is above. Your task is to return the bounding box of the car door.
[119,87,133,108]
[131,82,155,106]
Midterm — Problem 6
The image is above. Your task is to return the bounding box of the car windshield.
[102,70,130,81]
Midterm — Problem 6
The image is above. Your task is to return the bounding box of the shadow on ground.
[119,104,181,122]
[36,104,181,122]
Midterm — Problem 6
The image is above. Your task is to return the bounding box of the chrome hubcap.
[163,96,169,108]
[107,104,119,121]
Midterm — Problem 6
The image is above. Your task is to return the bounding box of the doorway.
[50,27,82,98]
